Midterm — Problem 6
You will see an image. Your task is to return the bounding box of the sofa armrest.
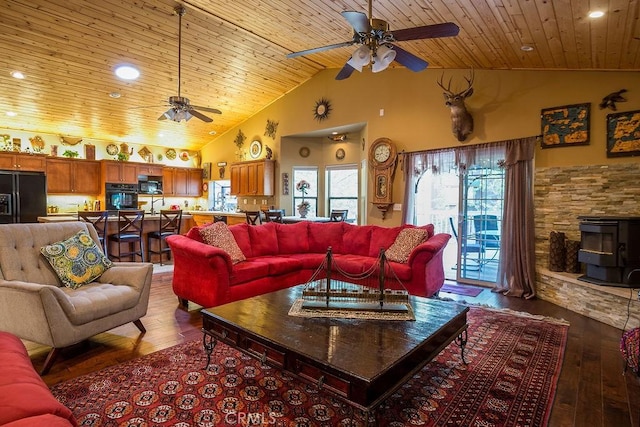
[407,233,451,264]
[404,233,451,297]
[166,234,235,307]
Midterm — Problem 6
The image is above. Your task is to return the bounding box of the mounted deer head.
[437,70,474,142]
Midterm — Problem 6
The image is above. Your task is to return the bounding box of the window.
[326,165,358,221]
[292,167,318,217]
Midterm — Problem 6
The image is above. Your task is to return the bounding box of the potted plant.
[296,180,311,218]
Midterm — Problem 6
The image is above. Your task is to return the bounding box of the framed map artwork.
[541,103,590,148]
[607,110,640,157]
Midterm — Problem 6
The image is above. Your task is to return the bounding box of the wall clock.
[299,146,310,158]
[313,98,331,122]
[249,140,262,159]
[368,137,398,219]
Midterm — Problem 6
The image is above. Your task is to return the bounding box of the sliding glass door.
[414,152,505,285]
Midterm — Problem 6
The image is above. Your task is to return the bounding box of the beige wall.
[201,68,640,224]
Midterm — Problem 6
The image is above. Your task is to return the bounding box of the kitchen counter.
[38,213,193,223]
[187,211,246,226]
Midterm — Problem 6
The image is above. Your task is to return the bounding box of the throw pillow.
[199,221,246,264]
[41,230,113,289]
[385,228,428,263]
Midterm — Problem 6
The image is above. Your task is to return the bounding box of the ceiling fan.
[286,0,460,80]
[158,6,221,123]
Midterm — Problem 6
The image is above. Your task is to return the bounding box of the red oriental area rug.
[51,307,568,426]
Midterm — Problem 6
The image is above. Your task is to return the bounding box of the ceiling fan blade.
[287,40,355,58]
[341,11,370,34]
[392,22,460,42]
[189,108,214,123]
[191,105,222,114]
[335,63,357,80]
[391,45,429,72]
[158,111,169,121]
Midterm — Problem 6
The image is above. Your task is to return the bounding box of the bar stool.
[108,210,145,262]
[77,210,109,255]
[264,210,284,223]
[245,211,262,225]
[147,210,182,265]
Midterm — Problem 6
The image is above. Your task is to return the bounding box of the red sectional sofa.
[166,221,450,309]
[0,331,76,426]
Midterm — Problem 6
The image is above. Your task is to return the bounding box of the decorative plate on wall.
[106,144,119,155]
[335,148,346,160]
[249,140,262,159]
[179,151,190,161]
[165,148,177,160]
[299,146,310,158]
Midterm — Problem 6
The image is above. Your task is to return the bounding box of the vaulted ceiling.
[1,0,638,150]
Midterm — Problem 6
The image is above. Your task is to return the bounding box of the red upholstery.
[0,332,76,426]
[167,221,450,308]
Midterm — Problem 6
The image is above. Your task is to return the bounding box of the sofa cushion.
[0,332,76,426]
[229,223,252,257]
[200,222,246,264]
[369,225,403,257]
[276,222,310,254]
[40,230,112,289]
[230,260,270,285]
[342,224,374,256]
[283,253,328,270]
[385,228,428,263]
[308,222,345,253]
[247,222,279,256]
[253,256,304,276]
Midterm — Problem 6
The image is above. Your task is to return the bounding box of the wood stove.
[578,216,640,287]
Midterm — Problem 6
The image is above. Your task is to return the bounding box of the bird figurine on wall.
[599,89,628,111]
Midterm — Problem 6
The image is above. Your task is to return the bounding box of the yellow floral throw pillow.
[41,230,113,289]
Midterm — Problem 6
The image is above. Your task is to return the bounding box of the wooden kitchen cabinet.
[46,158,101,194]
[102,160,138,184]
[0,152,47,172]
[137,164,163,177]
[163,167,202,196]
[230,159,274,196]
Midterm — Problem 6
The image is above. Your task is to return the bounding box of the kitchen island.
[187,211,246,226]
[37,213,193,263]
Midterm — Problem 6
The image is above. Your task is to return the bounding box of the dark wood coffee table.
[201,286,468,418]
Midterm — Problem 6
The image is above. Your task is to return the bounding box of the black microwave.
[139,179,163,194]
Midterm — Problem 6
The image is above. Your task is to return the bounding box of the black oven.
[105,183,138,211]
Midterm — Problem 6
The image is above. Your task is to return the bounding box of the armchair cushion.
[40,230,112,289]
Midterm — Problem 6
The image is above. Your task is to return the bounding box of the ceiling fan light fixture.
[372,45,396,73]
[346,45,371,71]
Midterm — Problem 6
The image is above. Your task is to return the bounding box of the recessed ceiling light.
[6,111,17,117]
[589,11,605,18]
[521,45,534,52]
[11,71,25,79]
[114,65,140,80]
[208,130,217,135]
[109,92,121,98]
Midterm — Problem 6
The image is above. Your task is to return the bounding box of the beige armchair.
[0,221,153,374]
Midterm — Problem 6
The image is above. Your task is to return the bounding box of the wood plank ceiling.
[0,0,638,150]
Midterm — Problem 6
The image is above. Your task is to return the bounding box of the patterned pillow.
[199,221,246,264]
[385,228,428,263]
[41,230,113,289]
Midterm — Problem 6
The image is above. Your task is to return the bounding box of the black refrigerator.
[0,171,47,223]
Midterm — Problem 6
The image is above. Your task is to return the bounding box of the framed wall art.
[541,103,590,148]
[202,162,212,179]
[607,110,640,157]
[282,172,289,195]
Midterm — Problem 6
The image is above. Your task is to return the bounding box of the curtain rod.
[399,135,542,156]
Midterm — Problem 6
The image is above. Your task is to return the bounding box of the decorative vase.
[298,206,308,218]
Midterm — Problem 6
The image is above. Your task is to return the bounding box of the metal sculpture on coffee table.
[293,247,413,319]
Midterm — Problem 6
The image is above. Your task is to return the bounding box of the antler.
[461,69,474,95]
[437,72,454,94]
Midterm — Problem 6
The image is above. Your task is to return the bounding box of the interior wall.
[200,68,640,225]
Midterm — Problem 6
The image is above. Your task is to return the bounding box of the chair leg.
[40,347,60,375]
[133,319,146,333]
[178,297,189,310]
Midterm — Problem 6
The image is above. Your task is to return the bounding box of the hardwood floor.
[25,271,640,426]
